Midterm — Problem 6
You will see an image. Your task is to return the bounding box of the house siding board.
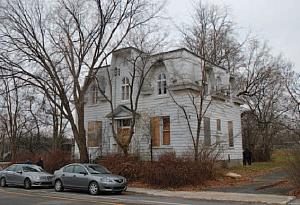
[77,48,243,162]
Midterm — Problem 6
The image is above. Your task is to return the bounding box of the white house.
[74,47,244,165]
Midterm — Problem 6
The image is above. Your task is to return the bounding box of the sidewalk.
[127,187,296,205]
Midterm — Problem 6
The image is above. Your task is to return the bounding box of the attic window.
[157,73,167,95]
[216,76,222,90]
[90,85,98,104]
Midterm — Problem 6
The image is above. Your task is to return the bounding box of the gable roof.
[106,105,138,119]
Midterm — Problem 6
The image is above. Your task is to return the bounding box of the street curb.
[127,187,296,205]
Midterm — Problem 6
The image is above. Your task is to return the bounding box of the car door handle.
[62,174,65,177]
[73,175,76,177]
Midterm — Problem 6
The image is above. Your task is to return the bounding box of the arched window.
[216,76,222,91]
[157,73,167,95]
[91,85,98,104]
[98,76,106,95]
[121,77,130,100]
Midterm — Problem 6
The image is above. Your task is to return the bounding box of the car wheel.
[0,177,6,187]
[54,180,64,192]
[24,178,31,189]
[88,181,99,195]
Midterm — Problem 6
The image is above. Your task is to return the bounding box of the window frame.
[90,85,98,104]
[151,116,171,147]
[216,119,221,132]
[117,118,131,129]
[228,121,234,147]
[121,77,130,100]
[157,73,167,95]
[162,116,170,145]
[87,121,102,148]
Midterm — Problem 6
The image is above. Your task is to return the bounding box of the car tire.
[24,178,31,189]
[88,181,99,195]
[54,180,64,192]
[0,177,6,187]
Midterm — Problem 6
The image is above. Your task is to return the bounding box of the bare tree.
[173,0,242,161]
[0,0,163,162]
[0,76,28,160]
[238,40,292,160]
[182,0,243,72]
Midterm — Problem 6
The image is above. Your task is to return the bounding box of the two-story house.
[74,47,244,165]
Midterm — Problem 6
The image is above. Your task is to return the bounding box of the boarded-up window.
[151,116,171,147]
[87,121,102,147]
[162,117,170,145]
[117,119,131,144]
[150,117,160,147]
[204,117,211,146]
[216,119,221,131]
[228,121,234,147]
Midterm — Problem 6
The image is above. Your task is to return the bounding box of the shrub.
[140,153,217,188]
[44,150,72,173]
[288,148,300,188]
[98,152,218,188]
[13,149,72,173]
[97,154,142,181]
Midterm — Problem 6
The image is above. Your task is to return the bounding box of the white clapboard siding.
[75,48,243,162]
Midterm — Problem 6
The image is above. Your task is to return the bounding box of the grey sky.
[166,0,300,72]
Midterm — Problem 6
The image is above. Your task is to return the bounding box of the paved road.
[0,187,263,205]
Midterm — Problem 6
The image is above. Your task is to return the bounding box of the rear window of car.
[6,165,17,172]
[63,165,74,173]
[73,165,86,174]
[22,166,41,172]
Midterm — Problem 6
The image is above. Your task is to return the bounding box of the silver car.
[53,163,127,195]
[0,164,54,189]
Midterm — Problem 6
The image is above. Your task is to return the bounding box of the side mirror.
[16,170,22,174]
[79,171,87,175]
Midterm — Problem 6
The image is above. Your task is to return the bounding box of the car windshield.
[85,165,111,174]
[23,166,44,173]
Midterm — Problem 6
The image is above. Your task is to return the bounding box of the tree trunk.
[10,141,17,162]
[75,102,89,162]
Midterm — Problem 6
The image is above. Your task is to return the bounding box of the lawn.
[229,149,291,177]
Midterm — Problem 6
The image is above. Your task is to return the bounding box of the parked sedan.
[0,164,54,189]
[53,163,127,195]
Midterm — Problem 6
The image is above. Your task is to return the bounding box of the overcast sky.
[166,0,300,72]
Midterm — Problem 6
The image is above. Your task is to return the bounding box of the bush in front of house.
[43,149,72,173]
[288,148,300,189]
[97,152,218,188]
[13,149,72,173]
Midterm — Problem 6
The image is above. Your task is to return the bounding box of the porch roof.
[105,105,139,119]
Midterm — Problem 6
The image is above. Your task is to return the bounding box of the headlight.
[33,176,41,180]
[100,177,114,183]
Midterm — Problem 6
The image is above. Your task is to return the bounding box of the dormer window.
[91,85,98,104]
[216,76,222,91]
[121,77,130,100]
[157,73,167,95]
[98,76,106,95]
